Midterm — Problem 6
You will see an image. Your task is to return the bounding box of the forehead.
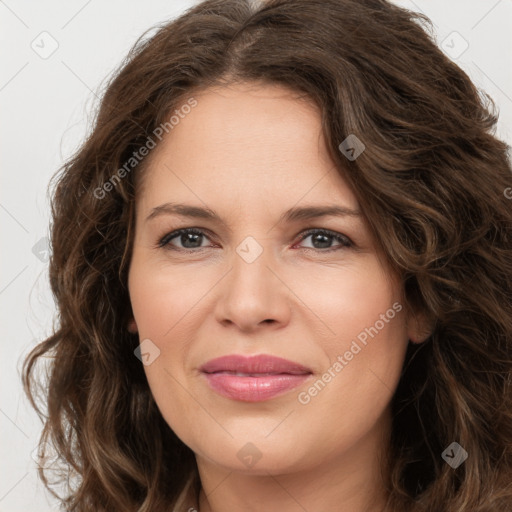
[136,82,359,215]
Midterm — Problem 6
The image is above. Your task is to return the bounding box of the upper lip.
[200,354,312,375]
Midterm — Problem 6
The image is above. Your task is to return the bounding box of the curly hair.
[23,0,512,510]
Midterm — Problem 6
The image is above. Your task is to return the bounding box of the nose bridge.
[230,234,274,298]
[215,233,288,329]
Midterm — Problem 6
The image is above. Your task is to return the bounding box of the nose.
[214,237,291,333]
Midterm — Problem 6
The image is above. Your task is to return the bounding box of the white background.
[1,1,511,510]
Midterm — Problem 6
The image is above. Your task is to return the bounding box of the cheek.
[128,255,219,391]
[286,256,403,344]
[294,297,407,458]
[127,256,194,387]
[294,258,408,410]
[128,255,211,341]
[128,259,209,444]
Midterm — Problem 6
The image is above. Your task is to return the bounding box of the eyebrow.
[145,202,361,227]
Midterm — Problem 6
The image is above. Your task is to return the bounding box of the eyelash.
[156,227,353,254]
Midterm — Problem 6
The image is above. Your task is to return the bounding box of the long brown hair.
[23,0,512,510]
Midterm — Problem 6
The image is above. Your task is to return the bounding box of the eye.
[157,227,353,253]
[157,228,214,251]
[294,228,353,252]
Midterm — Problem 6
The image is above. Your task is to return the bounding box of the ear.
[406,309,433,344]
[127,317,138,334]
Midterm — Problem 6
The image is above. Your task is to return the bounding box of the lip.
[200,354,313,402]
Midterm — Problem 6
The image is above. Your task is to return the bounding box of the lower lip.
[202,372,312,402]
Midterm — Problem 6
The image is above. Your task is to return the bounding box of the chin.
[194,435,315,475]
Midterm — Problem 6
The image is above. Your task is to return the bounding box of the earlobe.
[127,318,138,334]
[407,311,433,344]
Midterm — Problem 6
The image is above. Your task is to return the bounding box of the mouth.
[199,354,313,402]
[200,354,312,375]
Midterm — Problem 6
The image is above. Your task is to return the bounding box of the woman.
[23,0,512,510]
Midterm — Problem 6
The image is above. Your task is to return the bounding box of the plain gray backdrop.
[1,1,511,510]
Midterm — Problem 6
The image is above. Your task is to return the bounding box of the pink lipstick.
[200,354,313,402]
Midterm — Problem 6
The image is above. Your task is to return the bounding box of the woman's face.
[128,82,421,477]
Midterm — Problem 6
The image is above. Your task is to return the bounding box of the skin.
[127,82,430,512]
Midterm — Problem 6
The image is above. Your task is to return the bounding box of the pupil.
[313,233,331,249]
[182,233,201,248]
